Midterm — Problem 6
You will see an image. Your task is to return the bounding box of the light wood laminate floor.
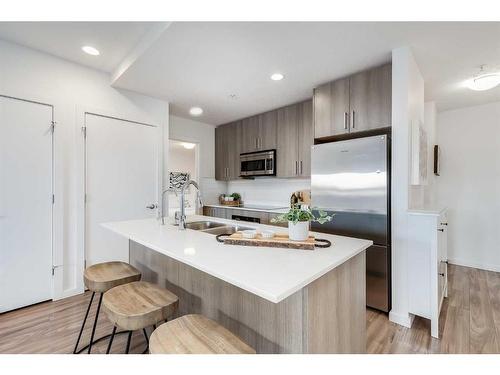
[1,265,499,354]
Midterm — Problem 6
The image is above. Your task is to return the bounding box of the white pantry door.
[85,113,158,266]
[0,96,53,312]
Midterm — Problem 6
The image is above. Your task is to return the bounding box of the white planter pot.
[288,220,310,241]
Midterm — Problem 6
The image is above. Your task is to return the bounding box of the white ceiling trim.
[110,22,172,84]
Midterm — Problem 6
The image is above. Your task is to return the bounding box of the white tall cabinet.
[407,208,448,338]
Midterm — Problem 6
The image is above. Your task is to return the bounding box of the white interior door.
[85,113,158,266]
[0,96,53,312]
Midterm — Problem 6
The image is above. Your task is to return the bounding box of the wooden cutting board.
[223,232,315,250]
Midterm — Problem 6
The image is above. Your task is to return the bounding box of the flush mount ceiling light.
[81,45,100,56]
[270,73,284,81]
[182,142,195,150]
[465,65,500,91]
[189,106,203,116]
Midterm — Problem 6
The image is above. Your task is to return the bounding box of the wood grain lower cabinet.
[203,206,228,219]
[131,242,366,353]
[407,209,448,338]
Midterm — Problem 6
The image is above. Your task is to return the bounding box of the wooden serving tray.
[223,232,315,250]
[218,200,241,207]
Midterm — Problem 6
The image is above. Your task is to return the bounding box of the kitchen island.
[102,215,372,353]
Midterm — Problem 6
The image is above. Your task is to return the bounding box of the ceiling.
[0,22,156,72]
[0,22,499,124]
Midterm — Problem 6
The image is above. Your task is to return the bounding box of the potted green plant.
[230,192,241,201]
[270,205,334,241]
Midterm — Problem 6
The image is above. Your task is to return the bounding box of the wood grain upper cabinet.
[349,63,392,132]
[313,78,350,138]
[313,63,391,139]
[277,100,312,178]
[298,100,313,177]
[215,122,240,181]
[277,104,299,178]
[239,112,277,153]
[239,116,259,153]
[215,125,227,181]
[258,110,277,150]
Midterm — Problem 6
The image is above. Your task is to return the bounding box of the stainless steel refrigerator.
[311,134,391,312]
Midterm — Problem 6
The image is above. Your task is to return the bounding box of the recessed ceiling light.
[270,73,284,81]
[182,142,195,150]
[465,65,500,91]
[189,107,203,116]
[82,46,100,56]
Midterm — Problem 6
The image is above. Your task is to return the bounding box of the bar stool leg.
[125,331,133,354]
[73,292,95,354]
[106,326,117,354]
[87,293,103,354]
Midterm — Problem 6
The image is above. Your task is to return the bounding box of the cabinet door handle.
[437,228,444,232]
[441,222,448,226]
[255,138,258,149]
[351,110,355,129]
[344,112,348,130]
[300,160,303,175]
[295,161,298,175]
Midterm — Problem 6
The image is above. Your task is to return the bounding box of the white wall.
[390,47,425,327]
[168,115,226,206]
[227,179,310,207]
[437,101,500,272]
[0,39,169,299]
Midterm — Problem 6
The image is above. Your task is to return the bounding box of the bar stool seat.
[149,314,256,354]
[74,261,141,354]
[84,261,141,293]
[103,281,179,353]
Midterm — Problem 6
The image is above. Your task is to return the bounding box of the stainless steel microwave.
[240,150,276,177]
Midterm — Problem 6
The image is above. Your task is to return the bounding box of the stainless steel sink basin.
[183,221,227,230]
[202,224,254,236]
[173,220,255,235]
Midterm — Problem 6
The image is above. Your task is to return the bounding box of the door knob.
[146,203,157,210]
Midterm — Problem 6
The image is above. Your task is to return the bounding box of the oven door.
[240,150,275,177]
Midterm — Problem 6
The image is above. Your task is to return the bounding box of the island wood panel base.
[129,240,366,353]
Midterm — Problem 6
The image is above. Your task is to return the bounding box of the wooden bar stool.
[103,281,179,354]
[149,314,256,354]
[74,261,141,354]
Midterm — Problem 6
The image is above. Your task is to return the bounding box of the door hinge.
[50,120,56,134]
[52,194,55,204]
[81,126,87,138]
[84,193,87,204]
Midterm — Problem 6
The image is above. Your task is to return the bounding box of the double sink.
[176,220,254,235]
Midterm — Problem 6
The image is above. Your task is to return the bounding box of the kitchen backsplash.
[227,178,311,207]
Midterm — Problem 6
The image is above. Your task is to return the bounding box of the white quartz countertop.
[102,215,372,303]
[204,204,289,213]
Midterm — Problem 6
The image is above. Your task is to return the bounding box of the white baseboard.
[448,258,500,273]
[53,286,84,301]
[389,311,415,328]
